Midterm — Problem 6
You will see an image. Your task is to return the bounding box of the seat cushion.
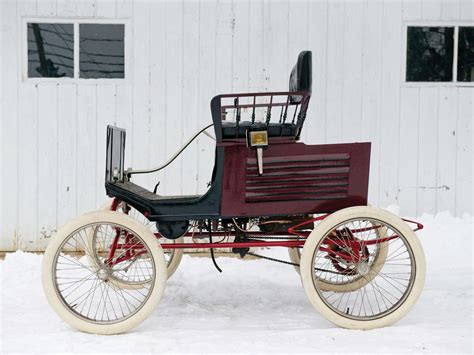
[221,121,296,139]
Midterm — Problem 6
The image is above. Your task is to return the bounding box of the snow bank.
[0,210,472,353]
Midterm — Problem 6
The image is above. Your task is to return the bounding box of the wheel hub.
[356,261,370,276]
[97,268,110,281]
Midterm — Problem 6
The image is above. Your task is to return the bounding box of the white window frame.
[22,17,131,84]
[402,21,474,87]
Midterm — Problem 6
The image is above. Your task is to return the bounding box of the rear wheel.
[42,211,167,334]
[300,206,425,329]
[289,223,388,292]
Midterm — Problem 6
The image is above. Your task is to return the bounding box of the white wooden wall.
[1,0,473,251]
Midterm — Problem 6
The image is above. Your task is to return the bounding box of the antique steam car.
[42,51,426,334]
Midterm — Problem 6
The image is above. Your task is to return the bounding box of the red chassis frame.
[105,198,423,267]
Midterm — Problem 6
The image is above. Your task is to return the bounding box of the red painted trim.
[110,250,147,266]
[160,240,305,249]
[111,198,120,211]
[107,229,121,266]
[287,214,329,236]
[402,218,424,232]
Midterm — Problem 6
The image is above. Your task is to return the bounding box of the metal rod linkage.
[127,123,214,176]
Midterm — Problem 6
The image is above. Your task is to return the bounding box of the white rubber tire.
[91,200,184,281]
[164,238,183,279]
[300,206,426,330]
[42,210,167,335]
[288,246,301,273]
[288,227,388,292]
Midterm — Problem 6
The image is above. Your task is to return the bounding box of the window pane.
[27,23,74,78]
[457,27,474,82]
[406,27,454,82]
[79,24,124,79]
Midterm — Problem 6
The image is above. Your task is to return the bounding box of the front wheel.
[98,200,183,280]
[300,206,425,330]
[42,211,167,334]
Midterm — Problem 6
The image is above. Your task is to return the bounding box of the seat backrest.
[289,51,312,103]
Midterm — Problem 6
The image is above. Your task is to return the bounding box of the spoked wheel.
[97,200,183,280]
[42,211,167,334]
[300,206,425,329]
[289,223,388,292]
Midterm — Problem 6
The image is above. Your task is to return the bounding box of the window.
[458,27,474,82]
[26,20,126,80]
[406,25,474,83]
[79,24,124,79]
[406,27,454,82]
[27,23,74,78]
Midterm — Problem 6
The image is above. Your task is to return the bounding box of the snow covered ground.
[1,209,472,354]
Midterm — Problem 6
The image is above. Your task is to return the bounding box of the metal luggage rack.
[213,91,311,140]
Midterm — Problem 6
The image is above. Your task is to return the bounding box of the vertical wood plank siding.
[0,0,472,250]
